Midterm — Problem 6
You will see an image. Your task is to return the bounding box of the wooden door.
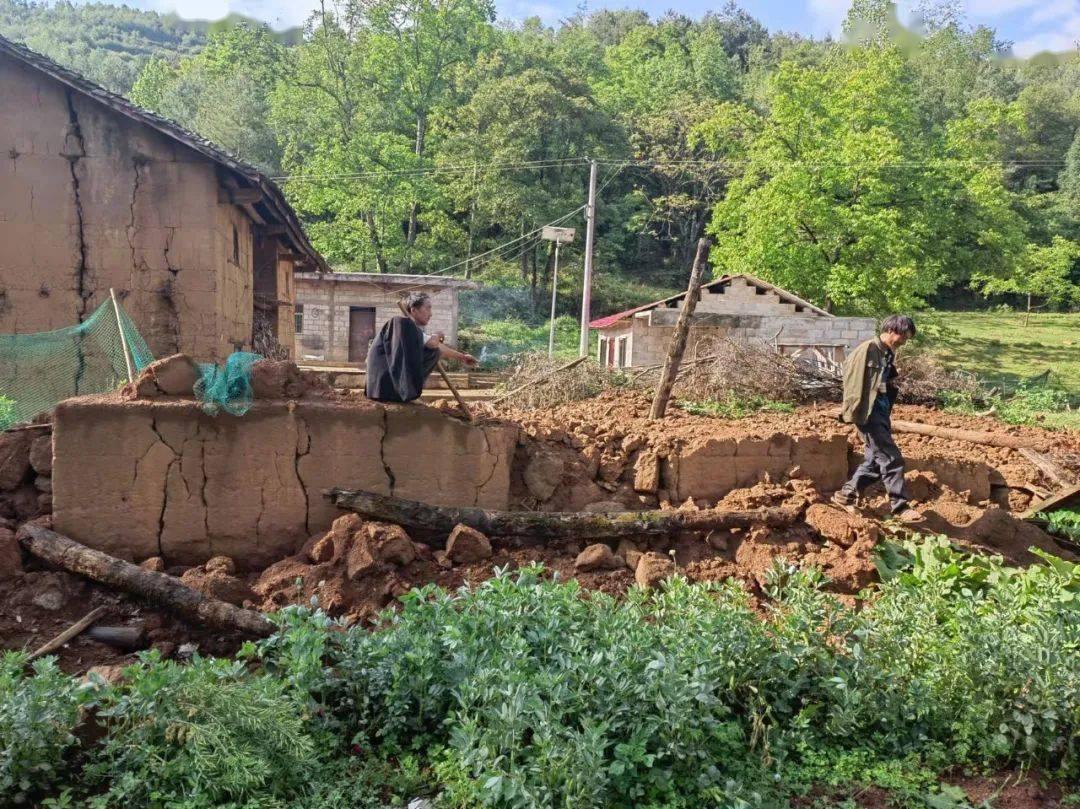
[348,307,376,364]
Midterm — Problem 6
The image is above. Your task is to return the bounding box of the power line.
[273,157,590,182]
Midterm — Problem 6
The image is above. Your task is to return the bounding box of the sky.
[88,0,1079,57]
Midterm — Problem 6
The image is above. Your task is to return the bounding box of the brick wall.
[0,53,264,362]
[595,277,878,367]
[294,278,461,364]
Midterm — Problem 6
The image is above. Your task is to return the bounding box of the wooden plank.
[1018,448,1076,489]
[1021,483,1080,520]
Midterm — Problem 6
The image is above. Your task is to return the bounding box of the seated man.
[832,314,924,523]
[364,291,477,403]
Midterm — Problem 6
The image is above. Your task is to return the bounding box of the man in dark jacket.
[832,315,924,523]
[365,292,477,403]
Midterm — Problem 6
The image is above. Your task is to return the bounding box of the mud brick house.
[591,273,878,368]
[294,272,478,366]
[0,35,328,361]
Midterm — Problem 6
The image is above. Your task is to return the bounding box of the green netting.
[0,299,153,429]
[193,351,263,417]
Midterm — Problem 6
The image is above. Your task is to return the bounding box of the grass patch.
[930,311,1080,392]
[678,395,796,419]
[938,383,1080,430]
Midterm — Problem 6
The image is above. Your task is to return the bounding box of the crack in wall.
[473,426,501,506]
[199,431,210,556]
[63,90,91,395]
[63,89,89,321]
[293,416,311,537]
[126,158,142,279]
[149,417,179,561]
[378,406,396,495]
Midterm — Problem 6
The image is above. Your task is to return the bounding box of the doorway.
[348,307,376,364]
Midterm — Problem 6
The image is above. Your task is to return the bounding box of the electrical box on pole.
[542,227,575,357]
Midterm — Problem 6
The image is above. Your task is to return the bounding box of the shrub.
[80,653,322,808]
[0,653,97,805]
[259,542,1080,805]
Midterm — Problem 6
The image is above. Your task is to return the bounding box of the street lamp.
[541,225,576,357]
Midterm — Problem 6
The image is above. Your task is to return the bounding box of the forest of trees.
[2,0,1077,319]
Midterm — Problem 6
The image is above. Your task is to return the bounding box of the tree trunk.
[17,524,274,637]
[1025,293,1032,328]
[365,210,388,274]
[650,238,711,420]
[890,420,1050,451]
[330,488,801,540]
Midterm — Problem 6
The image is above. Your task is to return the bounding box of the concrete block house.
[0,35,327,362]
[591,273,877,368]
[294,272,478,366]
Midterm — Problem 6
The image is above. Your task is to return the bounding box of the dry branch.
[27,606,108,662]
[650,238,710,419]
[17,525,273,637]
[331,487,801,540]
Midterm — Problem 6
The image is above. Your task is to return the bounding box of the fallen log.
[890,420,1049,451]
[17,524,273,637]
[330,487,802,540]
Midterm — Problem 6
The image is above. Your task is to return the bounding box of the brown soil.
[3,391,1076,671]
[0,564,243,674]
[797,769,1068,808]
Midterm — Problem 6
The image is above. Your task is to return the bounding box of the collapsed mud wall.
[52,396,517,568]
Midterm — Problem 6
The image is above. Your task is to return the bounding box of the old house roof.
[589,272,831,329]
[295,271,480,290]
[0,34,329,273]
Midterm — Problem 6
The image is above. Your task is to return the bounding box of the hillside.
[0,1,299,93]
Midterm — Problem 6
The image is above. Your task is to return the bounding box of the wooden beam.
[217,186,264,205]
[263,224,288,236]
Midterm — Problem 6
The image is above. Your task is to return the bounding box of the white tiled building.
[293,272,478,366]
[591,273,878,368]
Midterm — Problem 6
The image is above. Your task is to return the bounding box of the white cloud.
[138,0,316,28]
[807,0,852,35]
[1012,14,1080,54]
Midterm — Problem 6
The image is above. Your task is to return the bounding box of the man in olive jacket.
[832,315,924,523]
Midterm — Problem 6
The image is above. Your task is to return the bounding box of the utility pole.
[541,226,576,358]
[578,158,597,357]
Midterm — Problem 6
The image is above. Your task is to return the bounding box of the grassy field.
[929,311,1080,391]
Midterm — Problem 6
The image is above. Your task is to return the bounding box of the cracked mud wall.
[0,53,254,361]
[51,397,517,568]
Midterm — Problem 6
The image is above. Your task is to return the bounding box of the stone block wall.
[294,276,461,364]
[0,53,267,362]
[52,396,518,568]
[664,433,849,501]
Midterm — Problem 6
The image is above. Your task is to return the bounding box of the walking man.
[832,315,924,523]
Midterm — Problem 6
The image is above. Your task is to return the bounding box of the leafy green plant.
[1039,509,1080,543]
[940,381,1075,428]
[678,395,795,419]
[0,396,15,431]
[0,653,98,805]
